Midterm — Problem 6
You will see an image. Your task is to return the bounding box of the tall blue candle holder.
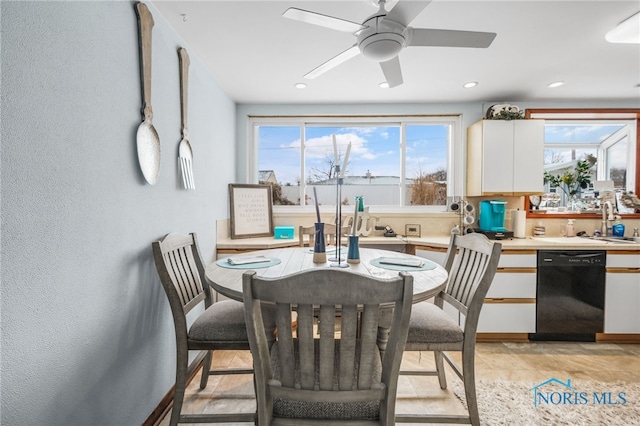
[347,235,360,264]
[313,222,327,263]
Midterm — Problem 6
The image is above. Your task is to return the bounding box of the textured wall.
[1,1,235,424]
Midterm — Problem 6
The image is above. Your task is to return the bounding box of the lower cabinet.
[478,303,536,333]
[604,253,640,334]
[477,252,537,333]
[417,246,640,338]
[417,247,537,335]
[477,270,536,333]
[415,247,447,266]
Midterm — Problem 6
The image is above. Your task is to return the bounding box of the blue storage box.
[274,226,295,239]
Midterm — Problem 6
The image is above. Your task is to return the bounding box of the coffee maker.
[476,200,513,240]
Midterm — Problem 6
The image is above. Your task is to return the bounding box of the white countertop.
[217,235,640,252]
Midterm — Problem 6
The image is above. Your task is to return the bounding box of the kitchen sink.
[588,236,639,244]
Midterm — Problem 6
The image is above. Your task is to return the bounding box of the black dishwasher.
[529,250,606,342]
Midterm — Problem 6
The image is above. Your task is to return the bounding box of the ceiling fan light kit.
[283,0,496,88]
[359,33,404,61]
[357,16,405,61]
[605,11,640,43]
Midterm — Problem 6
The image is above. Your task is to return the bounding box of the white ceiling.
[152,0,640,104]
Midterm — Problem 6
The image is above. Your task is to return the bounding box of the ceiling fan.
[283,0,497,88]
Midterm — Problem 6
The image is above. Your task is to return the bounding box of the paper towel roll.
[512,210,526,239]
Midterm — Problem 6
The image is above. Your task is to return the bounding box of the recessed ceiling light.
[463,81,478,88]
[379,82,390,89]
[547,81,565,88]
[606,11,640,43]
[294,83,307,89]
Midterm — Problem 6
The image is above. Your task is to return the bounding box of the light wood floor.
[157,341,640,425]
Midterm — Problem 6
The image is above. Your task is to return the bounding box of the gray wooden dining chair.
[395,233,501,426]
[298,223,350,247]
[243,268,413,425]
[152,232,275,425]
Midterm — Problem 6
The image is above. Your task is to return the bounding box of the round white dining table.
[205,246,448,304]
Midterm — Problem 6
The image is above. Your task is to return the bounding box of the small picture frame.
[229,184,273,239]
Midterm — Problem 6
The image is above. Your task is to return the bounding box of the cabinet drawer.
[604,273,640,333]
[477,303,536,333]
[486,272,536,298]
[606,253,640,268]
[498,253,536,268]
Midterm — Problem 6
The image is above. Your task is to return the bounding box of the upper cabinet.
[466,119,544,196]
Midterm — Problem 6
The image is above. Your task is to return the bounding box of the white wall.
[1,1,235,424]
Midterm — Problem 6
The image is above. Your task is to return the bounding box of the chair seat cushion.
[406,302,464,345]
[189,299,275,342]
[270,340,382,420]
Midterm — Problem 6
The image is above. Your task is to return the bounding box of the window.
[541,121,634,211]
[250,116,459,210]
[527,109,639,217]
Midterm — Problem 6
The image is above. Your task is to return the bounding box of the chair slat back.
[152,233,208,315]
[441,233,501,317]
[243,268,413,424]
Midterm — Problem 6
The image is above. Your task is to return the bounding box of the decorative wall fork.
[178,47,195,190]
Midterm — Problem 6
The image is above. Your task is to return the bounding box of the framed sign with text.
[229,184,273,239]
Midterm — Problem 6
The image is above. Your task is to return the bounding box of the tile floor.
[157,341,640,425]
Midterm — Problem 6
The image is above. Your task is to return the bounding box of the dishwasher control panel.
[539,251,606,266]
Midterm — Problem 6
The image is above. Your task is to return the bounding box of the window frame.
[247,114,462,213]
[525,108,640,218]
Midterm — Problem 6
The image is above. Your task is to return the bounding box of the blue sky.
[543,123,629,168]
[544,124,625,144]
[258,124,449,185]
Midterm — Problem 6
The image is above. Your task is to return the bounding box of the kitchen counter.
[409,236,640,251]
[217,234,640,254]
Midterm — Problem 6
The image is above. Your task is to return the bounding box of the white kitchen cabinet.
[477,251,537,333]
[604,253,640,333]
[467,119,544,196]
[478,304,536,332]
[417,246,537,334]
[415,248,447,266]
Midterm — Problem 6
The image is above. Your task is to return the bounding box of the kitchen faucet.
[601,201,614,236]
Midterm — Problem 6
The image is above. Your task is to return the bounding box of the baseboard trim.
[477,332,640,343]
[477,333,530,342]
[143,351,207,426]
[596,333,640,343]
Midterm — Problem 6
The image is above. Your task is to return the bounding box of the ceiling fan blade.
[380,56,403,88]
[408,28,497,48]
[283,8,366,33]
[385,0,432,25]
[304,45,361,79]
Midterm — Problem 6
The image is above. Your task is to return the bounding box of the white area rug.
[453,379,640,425]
